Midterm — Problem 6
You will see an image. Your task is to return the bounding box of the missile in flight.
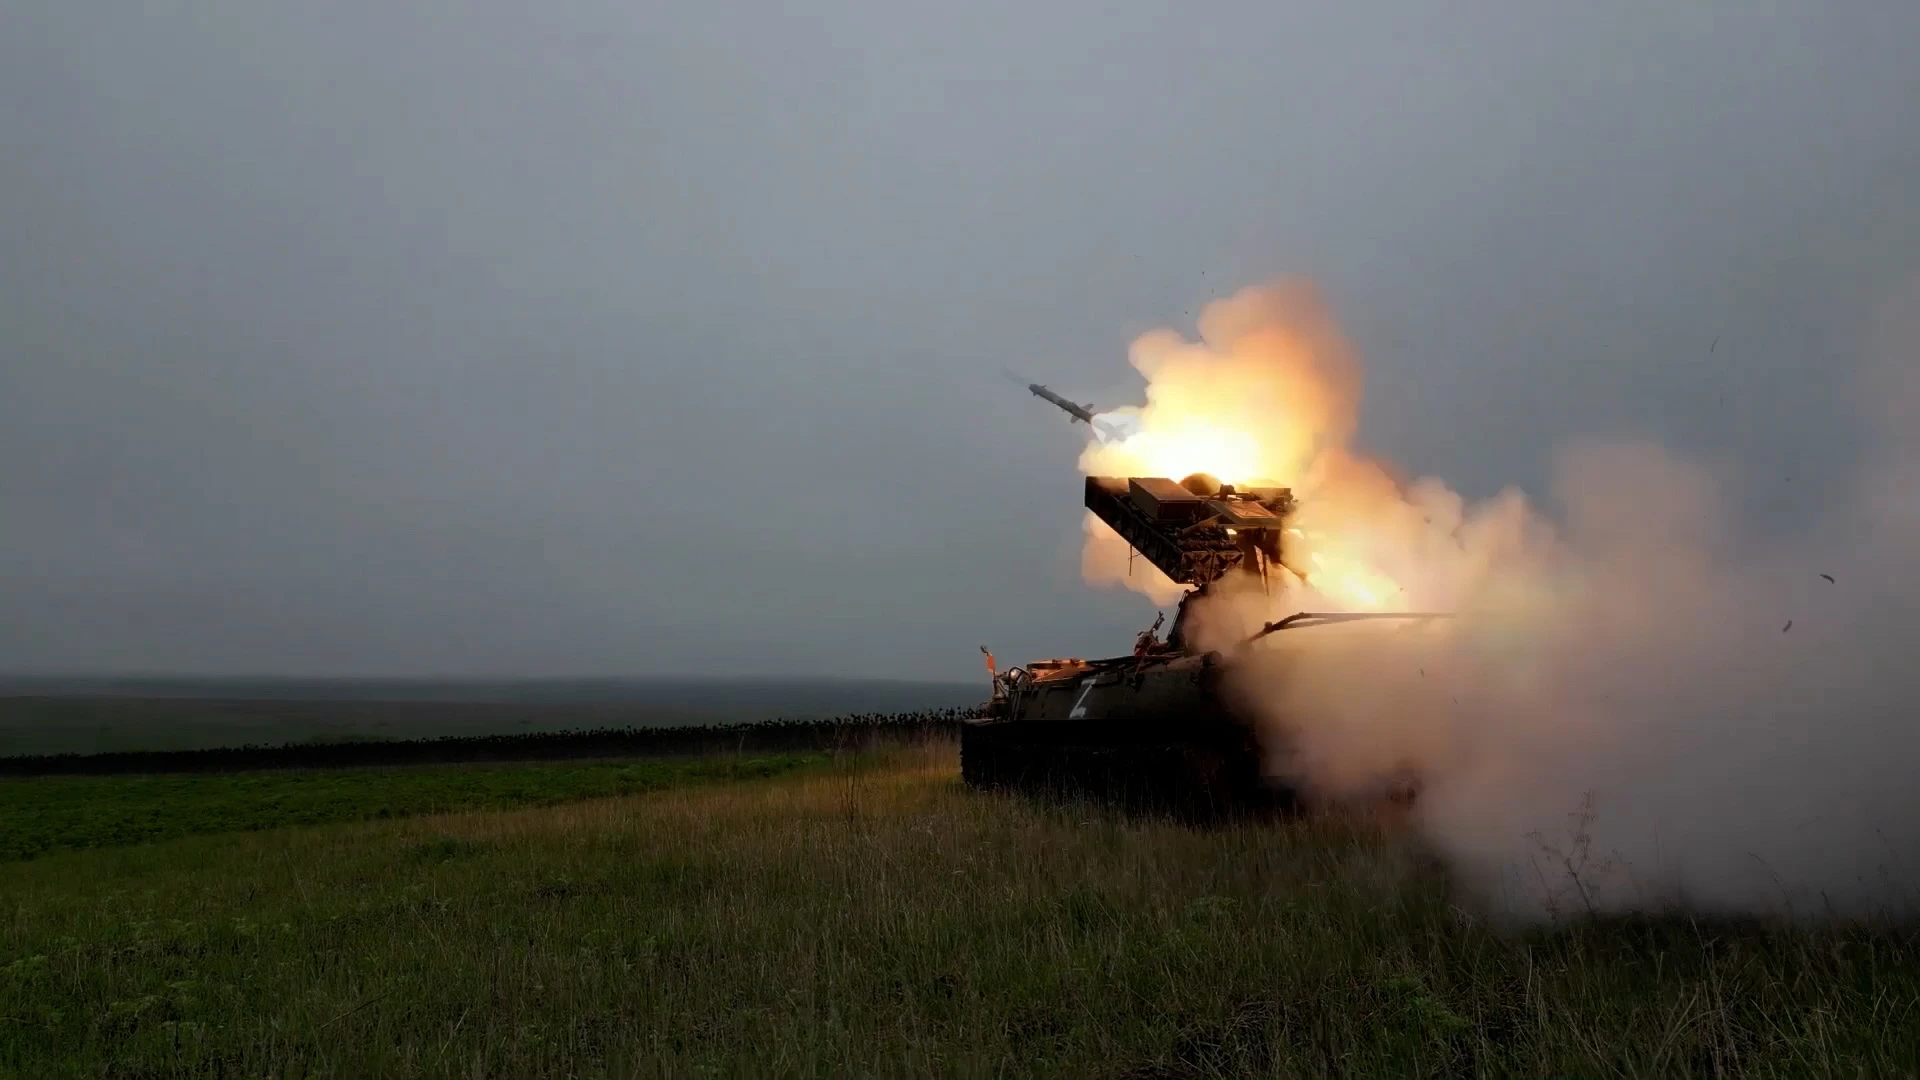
[1026,382,1099,425]
[1000,367,1131,443]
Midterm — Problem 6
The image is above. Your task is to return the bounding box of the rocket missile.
[1015,378,1130,443]
[1027,383,1098,425]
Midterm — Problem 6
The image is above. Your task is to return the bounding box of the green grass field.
[0,677,983,756]
[0,755,824,862]
[2,741,1916,1077]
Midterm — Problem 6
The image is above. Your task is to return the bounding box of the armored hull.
[961,650,1287,818]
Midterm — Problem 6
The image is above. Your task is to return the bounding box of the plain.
[1,738,1916,1078]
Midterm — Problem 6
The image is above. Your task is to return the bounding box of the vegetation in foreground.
[1,742,1917,1078]
[0,679,985,757]
[0,755,822,862]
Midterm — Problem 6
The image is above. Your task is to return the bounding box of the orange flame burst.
[1075,281,1408,612]
[1306,550,1402,611]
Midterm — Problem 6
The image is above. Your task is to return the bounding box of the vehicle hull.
[961,653,1294,818]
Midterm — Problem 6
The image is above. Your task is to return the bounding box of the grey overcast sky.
[3,2,1918,679]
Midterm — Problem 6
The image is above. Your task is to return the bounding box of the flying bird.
[1820,573,1835,584]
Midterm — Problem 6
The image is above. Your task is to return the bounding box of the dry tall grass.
[1,740,1915,1077]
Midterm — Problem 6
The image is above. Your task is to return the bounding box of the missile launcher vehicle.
[968,389,1442,817]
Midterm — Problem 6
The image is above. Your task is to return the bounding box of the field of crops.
[3,736,1917,1078]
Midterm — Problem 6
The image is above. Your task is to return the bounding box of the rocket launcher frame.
[1083,475,1296,587]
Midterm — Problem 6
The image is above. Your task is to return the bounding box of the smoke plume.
[1085,280,1920,921]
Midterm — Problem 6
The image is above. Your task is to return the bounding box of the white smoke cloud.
[1108,279,1920,921]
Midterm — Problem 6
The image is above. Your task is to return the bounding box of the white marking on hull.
[1067,676,1098,719]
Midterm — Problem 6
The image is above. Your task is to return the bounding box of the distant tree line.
[0,705,987,777]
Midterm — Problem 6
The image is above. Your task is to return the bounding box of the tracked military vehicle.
[966,409,1442,816]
